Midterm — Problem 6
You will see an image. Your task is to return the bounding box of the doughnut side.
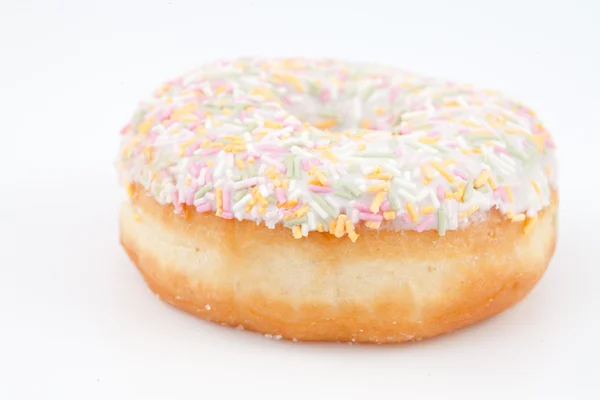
[120,187,558,343]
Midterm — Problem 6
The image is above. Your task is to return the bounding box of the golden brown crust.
[120,186,557,343]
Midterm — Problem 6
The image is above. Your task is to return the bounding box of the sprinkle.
[370,191,387,213]
[474,171,490,189]
[348,231,359,242]
[437,208,447,236]
[405,202,418,222]
[358,212,383,222]
[309,184,333,193]
[335,214,347,238]
[216,188,223,211]
[365,221,381,229]
[505,185,515,203]
[511,213,526,222]
[285,216,308,228]
[523,215,537,235]
[383,211,396,220]
[420,205,435,215]
[430,162,456,183]
[368,183,391,193]
[292,225,303,239]
[415,215,434,232]
[462,179,474,202]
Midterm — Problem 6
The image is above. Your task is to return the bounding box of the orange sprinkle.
[264,120,282,129]
[247,156,255,164]
[474,171,489,188]
[370,192,387,213]
[419,137,440,145]
[294,206,311,218]
[345,220,355,233]
[315,172,329,186]
[430,162,456,183]
[279,199,297,209]
[406,202,418,222]
[523,215,537,235]
[420,206,435,215]
[360,118,371,129]
[511,213,526,222]
[348,231,360,242]
[383,211,396,220]
[365,221,382,230]
[368,183,390,193]
[505,185,515,203]
[314,119,337,130]
[329,220,336,235]
[236,158,246,170]
[292,225,303,239]
[335,215,347,238]
[366,173,393,181]
[316,223,324,232]
[126,182,135,199]
[215,188,223,210]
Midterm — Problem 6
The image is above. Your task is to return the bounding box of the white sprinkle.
[232,194,252,212]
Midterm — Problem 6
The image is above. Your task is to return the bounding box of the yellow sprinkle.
[335,214,347,238]
[443,158,456,166]
[370,192,386,213]
[329,220,336,235]
[206,160,214,167]
[406,202,418,222]
[505,185,514,203]
[532,135,545,152]
[215,209,223,217]
[460,119,480,128]
[357,143,367,152]
[487,175,498,190]
[511,213,526,222]
[523,215,537,235]
[383,211,396,220]
[420,206,435,215]
[368,183,390,193]
[215,188,223,210]
[315,172,329,186]
[314,119,337,130]
[366,173,393,181]
[294,206,311,218]
[374,107,386,116]
[143,146,154,161]
[322,149,339,162]
[419,137,440,145]
[236,158,246,170]
[361,118,371,129]
[279,199,297,209]
[345,220,355,233]
[133,213,142,222]
[531,180,542,198]
[545,164,552,176]
[222,108,233,116]
[420,165,434,180]
[180,138,196,149]
[292,225,303,239]
[258,207,267,215]
[474,171,489,188]
[365,221,381,230]
[452,188,463,200]
[185,177,192,186]
[316,223,324,232]
[348,231,359,242]
[430,162,456,183]
[137,117,155,135]
[458,204,479,219]
[247,156,255,164]
[282,179,289,189]
[264,120,282,129]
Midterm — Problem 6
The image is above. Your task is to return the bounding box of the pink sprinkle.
[199,148,221,156]
[353,203,372,213]
[427,130,440,137]
[380,200,390,212]
[437,185,445,201]
[282,96,293,105]
[312,159,324,166]
[494,186,508,203]
[390,86,400,103]
[221,211,234,219]
[120,123,130,135]
[222,189,231,212]
[258,144,286,153]
[494,145,509,155]
[275,187,287,204]
[358,212,383,222]
[447,143,459,149]
[301,159,311,171]
[454,169,469,180]
[458,128,470,135]
[320,88,330,103]
[195,202,212,213]
[309,185,333,194]
[187,122,200,131]
[206,133,218,141]
[186,182,198,206]
[185,142,201,157]
[398,128,412,135]
[173,191,183,214]
[393,147,403,157]
[239,110,247,122]
[415,215,435,232]
[400,213,411,224]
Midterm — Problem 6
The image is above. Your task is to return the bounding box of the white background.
[1,0,599,398]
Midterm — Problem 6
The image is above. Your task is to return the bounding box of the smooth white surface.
[1,1,599,398]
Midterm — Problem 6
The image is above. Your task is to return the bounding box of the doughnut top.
[118,58,557,241]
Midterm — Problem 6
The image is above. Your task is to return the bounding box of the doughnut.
[118,58,558,343]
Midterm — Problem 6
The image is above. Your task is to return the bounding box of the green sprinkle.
[293,157,302,179]
[194,183,213,199]
[362,85,377,101]
[284,216,308,227]
[334,190,356,200]
[313,195,336,218]
[232,190,246,202]
[388,192,401,210]
[462,179,474,202]
[284,155,294,178]
[341,181,361,197]
[240,171,249,180]
[437,208,447,236]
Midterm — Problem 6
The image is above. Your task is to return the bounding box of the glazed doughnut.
[118,58,558,343]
